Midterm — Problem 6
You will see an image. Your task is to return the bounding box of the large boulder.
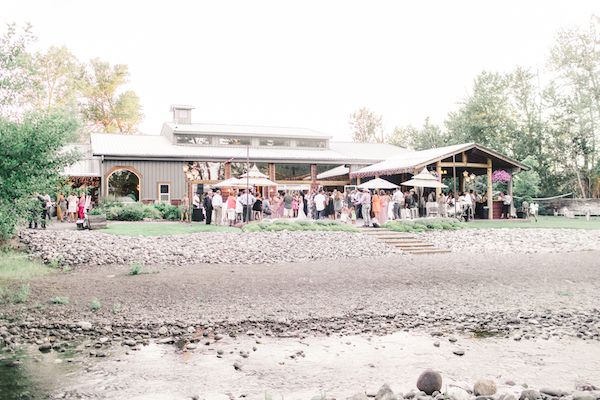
[474,379,497,396]
[417,369,443,395]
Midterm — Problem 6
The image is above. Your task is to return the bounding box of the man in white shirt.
[462,191,473,220]
[392,188,404,220]
[212,190,223,225]
[313,190,326,219]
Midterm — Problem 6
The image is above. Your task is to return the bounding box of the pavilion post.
[487,158,493,220]
[435,161,442,199]
[224,162,232,179]
[310,163,317,191]
[452,154,457,217]
[508,168,514,218]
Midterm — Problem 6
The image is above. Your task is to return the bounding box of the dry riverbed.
[2,229,600,399]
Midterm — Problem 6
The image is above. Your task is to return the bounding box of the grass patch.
[0,250,50,305]
[112,303,122,314]
[90,298,102,312]
[469,216,600,230]
[0,250,50,281]
[104,222,239,236]
[50,296,69,305]
[0,284,30,304]
[242,220,360,232]
[128,262,143,276]
[383,218,464,233]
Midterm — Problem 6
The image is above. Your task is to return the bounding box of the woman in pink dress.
[77,194,86,220]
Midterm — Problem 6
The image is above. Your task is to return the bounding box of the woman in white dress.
[67,193,78,222]
[297,197,306,219]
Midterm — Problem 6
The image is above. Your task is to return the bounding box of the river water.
[1,331,599,399]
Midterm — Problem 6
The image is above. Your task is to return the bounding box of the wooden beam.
[462,151,468,164]
[438,162,489,168]
[487,158,493,220]
[224,162,232,179]
[310,164,317,191]
[508,168,514,217]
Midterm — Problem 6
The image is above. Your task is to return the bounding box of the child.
[350,206,357,225]
[340,205,349,223]
[292,195,299,218]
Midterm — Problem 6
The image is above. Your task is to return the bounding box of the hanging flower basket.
[492,169,511,183]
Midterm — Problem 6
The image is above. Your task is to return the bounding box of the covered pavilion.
[350,143,529,219]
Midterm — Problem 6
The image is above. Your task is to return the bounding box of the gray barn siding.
[102,160,186,201]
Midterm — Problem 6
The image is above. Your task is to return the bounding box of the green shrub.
[51,296,69,305]
[90,298,102,312]
[153,203,180,220]
[129,262,143,276]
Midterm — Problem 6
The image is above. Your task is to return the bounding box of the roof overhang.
[350,143,529,179]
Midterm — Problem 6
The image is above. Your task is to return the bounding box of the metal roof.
[90,133,405,164]
[163,122,331,139]
[350,143,529,178]
[62,145,101,177]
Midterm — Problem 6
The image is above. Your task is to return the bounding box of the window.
[296,139,326,148]
[218,136,251,146]
[158,183,170,203]
[107,169,140,201]
[176,135,211,145]
[259,138,290,147]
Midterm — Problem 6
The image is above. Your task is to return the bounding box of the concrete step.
[405,248,451,255]
[393,243,435,248]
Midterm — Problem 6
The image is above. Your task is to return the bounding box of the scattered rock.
[375,384,395,400]
[473,379,497,396]
[77,321,92,331]
[453,349,465,356]
[519,390,541,400]
[417,369,443,395]
[446,387,471,400]
[540,388,568,397]
[233,361,242,371]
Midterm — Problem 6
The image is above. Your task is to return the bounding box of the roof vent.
[170,104,194,124]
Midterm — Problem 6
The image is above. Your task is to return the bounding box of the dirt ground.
[8,250,599,338]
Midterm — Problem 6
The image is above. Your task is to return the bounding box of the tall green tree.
[0,23,36,117]
[549,15,600,197]
[29,46,81,111]
[388,118,447,150]
[0,111,79,241]
[445,71,516,151]
[79,58,143,134]
[349,107,384,143]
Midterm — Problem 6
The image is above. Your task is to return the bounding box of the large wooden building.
[75,105,406,203]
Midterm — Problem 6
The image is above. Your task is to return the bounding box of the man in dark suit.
[203,192,213,225]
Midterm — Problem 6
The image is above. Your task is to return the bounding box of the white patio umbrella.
[213,178,255,189]
[401,168,448,188]
[239,164,269,179]
[358,177,399,190]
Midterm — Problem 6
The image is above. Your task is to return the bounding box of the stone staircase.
[362,228,451,255]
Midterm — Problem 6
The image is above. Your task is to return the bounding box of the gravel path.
[419,228,600,254]
[19,229,402,266]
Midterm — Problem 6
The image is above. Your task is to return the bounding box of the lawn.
[469,216,600,230]
[0,250,50,305]
[103,222,239,236]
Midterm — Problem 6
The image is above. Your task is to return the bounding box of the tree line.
[0,22,143,241]
[0,23,143,139]
[349,16,600,199]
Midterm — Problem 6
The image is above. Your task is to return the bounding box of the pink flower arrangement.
[492,169,511,183]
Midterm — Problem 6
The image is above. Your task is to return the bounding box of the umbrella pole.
[453,154,457,218]
[246,145,250,222]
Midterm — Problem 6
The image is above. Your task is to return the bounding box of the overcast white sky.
[3,0,599,140]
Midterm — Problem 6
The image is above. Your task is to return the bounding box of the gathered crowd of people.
[28,192,92,229]
[190,185,515,227]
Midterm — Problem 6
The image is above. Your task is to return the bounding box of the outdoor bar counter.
[492,200,504,219]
